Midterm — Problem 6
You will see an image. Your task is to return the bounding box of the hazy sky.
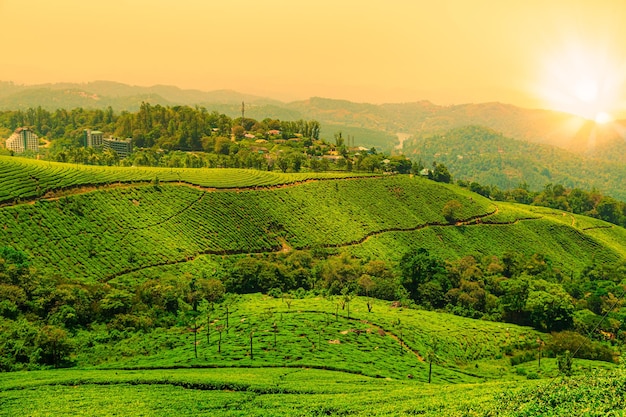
[3,1,626,117]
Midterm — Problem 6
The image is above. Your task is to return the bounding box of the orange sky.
[2,0,626,116]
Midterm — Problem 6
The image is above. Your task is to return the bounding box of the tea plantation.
[2,157,626,415]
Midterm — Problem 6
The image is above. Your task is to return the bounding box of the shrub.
[442,200,462,223]
[510,350,536,366]
[557,350,573,376]
[267,287,282,298]
[293,287,307,299]
[547,331,615,363]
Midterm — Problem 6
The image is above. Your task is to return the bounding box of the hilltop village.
[0,104,414,174]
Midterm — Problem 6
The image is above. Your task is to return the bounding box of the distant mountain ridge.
[1,80,625,156]
[0,81,279,109]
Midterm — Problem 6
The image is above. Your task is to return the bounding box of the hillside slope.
[0,155,372,205]
[2,162,625,415]
[1,160,624,283]
[402,125,626,200]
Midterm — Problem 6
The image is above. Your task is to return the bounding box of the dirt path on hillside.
[0,175,383,208]
[101,203,544,283]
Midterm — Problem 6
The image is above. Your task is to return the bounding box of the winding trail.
[582,225,614,231]
[1,176,383,246]
[0,175,382,209]
[101,204,543,283]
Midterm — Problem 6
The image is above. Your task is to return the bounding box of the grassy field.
[0,175,495,281]
[0,291,621,416]
[0,367,526,416]
[66,294,548,381]
[2,362,622,416]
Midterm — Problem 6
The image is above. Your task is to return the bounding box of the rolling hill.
[1,155,625,282]
[2,157,626,415]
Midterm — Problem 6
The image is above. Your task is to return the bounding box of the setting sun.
[534,35,625,123]
[595,111,613,124]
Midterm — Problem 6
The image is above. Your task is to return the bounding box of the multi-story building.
[84,129,104,148]
[5,127,39,153]
[103,137,133,158]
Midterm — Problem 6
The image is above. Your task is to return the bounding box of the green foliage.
[400,248,448,308]
[6,364,626,416]
[524,283,574,332]
[225,257,293,293]
[3,168,625,343]
[510,350,536,366]
[1,164,626,385]
[0,154,374,204]
[430,162,452,183]
[556,350,573,376]
[493,367,626,416]
[406,125,626,202]
[0,367,521,416]
[547,331,615,363]
[0,176,493,282]
[442,199,462,223]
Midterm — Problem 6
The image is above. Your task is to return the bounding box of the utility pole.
[241,101,245,128]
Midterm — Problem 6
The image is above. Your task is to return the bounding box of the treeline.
[220,247,622,363]
[1,245,620,370]
[457,180,626,228]
[49,142,413,173]
[0,104,320,151]
[0,245,226,370]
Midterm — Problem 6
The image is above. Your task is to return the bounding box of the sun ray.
[532,33,626,123]
[526,24,626,151]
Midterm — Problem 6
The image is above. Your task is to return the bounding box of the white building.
[84,129,104,147]
[6,128,39,153]
[103,137,133,158]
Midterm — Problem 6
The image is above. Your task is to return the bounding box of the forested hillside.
[403,125,626,201]
[0,103,409,173]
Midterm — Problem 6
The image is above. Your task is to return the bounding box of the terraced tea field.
[1,293,620,416]
[0,155,373,205]
[2,157,626,416]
